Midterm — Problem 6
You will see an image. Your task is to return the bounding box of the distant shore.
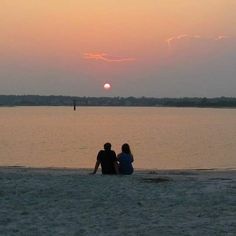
[1,166,235,235]
[1,95,236,108]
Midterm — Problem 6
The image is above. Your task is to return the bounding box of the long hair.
[122,143,131,155]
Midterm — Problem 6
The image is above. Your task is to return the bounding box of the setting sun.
[104,83,111,90]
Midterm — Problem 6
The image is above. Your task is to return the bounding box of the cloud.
[215,35,230,41]
[166,34,230,49]
[83,53,136,62]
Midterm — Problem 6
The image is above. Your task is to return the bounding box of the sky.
[0,0,236,97]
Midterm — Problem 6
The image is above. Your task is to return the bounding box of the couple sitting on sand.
[92,143,134,175]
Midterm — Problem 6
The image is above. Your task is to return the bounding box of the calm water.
[0,107,236,170]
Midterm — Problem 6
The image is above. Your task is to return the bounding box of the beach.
[0,167,235,236]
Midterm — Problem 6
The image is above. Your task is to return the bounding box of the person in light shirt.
[117,143,134,175]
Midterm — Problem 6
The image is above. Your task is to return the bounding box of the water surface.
[0,107,235,170]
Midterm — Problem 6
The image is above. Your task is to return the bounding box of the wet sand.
[0,167,235,235]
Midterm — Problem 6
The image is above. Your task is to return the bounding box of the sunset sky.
[1,0,236,97]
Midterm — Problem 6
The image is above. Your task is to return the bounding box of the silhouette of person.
[92,143,119,175]
[117,143,134,175]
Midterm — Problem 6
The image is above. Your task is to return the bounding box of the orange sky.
[1,1,235,53]
[0,0,236,96]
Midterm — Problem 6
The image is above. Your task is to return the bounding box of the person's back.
[117,143,134,175]
[97,149,117,174]
[118,153,134,175]
[92,143,118,175]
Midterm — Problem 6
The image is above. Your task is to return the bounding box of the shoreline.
[1,105,236,109]
[1,165,236,173]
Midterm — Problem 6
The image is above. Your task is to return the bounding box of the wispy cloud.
[166,34,230,49]
[166,35,200,49]
[83,53,136,62]
[215,35,230,41]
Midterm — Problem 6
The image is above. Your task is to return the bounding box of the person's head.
[121,143,131,154]
[104,142,112,151]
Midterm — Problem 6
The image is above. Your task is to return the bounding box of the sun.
[103,83,111,90]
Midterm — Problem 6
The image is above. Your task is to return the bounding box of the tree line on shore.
[0,95,236,108]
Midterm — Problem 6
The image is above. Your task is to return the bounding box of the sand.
[0,167,235,236]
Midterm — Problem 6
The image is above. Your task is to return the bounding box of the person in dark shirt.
[91,143,119,175]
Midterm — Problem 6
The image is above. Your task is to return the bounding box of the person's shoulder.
[97,150,105,156]
[110,150,117,159]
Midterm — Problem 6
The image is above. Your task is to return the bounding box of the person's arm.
[113,151,119,174]
[130,154,134,163]
[117,153,121,160]
[113,161,119,175]
[91,151,102,174]
[91,160,100,174]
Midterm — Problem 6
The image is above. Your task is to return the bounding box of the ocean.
[0,106,235,170]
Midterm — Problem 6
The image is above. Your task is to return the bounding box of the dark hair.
[104,142,111,150]
[122,143,131,154]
